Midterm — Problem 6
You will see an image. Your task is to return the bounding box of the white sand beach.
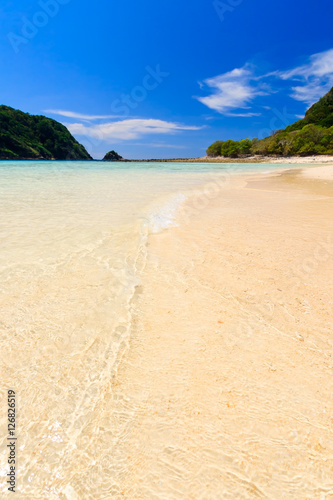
[0,162,332,499]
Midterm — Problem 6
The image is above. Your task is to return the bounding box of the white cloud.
[280,49,333,80]
[65,119,202,141]
[195,66,267,116]
[44,109,121,120]
[278,49,333,104]
[196,48,333,115]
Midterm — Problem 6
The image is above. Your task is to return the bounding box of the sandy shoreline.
[130,155,333,165]
[300,164,333,181]
[110,165,333,498]
[260,155,333,165]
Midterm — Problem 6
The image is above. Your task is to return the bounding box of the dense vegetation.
[102,150,124,161]
[0,105,92,160]
[207,87,333,157]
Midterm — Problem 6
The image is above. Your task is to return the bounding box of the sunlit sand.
[0,162,332,498]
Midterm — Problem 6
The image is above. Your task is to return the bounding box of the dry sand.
[266,156,333,165]
[108,165,333,499]
[163,155,333,165]
[301,165,333,181]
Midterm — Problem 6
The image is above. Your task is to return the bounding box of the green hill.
[0,105,92,160]
[285,86,333,131]
[207,87,333,158]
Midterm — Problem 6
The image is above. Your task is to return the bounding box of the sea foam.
[145,193,187,233]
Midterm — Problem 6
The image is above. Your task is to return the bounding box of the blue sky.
[1,0,333,159]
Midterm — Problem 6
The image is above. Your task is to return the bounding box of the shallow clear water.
[0,160,296,497]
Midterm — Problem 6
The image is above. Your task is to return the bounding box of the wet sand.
[109,167,333,498]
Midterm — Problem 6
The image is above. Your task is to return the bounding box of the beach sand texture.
[0,163,332,499]
[107,168,333,499]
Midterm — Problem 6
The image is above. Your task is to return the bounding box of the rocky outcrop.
[102,150,124,161]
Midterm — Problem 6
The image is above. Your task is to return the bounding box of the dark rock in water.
[102,150,124,161]
[0,105,93,160]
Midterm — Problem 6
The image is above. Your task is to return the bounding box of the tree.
[239,139,252,154]
[206,141,223,157]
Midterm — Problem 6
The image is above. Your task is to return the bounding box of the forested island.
[0,105,92,160]
[207,86,333,158]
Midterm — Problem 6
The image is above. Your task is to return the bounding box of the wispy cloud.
[129,143,187,149]
[196,48,333,115]
[279,49,333,79]
[44,109,122,120]
[65,119,202,141]
[195,66,267,116]
[278,49,333,104]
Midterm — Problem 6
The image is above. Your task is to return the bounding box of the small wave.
[144,193,187,233]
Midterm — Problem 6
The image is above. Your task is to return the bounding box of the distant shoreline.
[118,155,333,164]
[1,155,333,164]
